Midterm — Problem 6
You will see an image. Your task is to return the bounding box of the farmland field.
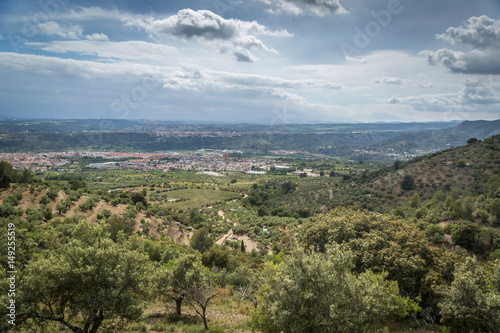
[159,188,240,209]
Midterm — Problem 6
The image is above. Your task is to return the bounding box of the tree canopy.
[13,222,155,333]
[253,244,408,333]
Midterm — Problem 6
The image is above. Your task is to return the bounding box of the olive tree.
[253,244,408,333]
[438,257,500,332]
[159,253,206,315]
[15,222,155,333]
[189,227,214,253]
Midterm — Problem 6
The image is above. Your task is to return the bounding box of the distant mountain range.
[352,119,500,160]
[0,118,498,161]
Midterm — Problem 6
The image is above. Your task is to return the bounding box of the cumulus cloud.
[421,48,500,75]
[85,33,109,41]
[257,0,345,16]
[436,15,500,49]
[124,9,292,62]
[423,16,500,75]
[37,21,83,39]
[374,77,403,85]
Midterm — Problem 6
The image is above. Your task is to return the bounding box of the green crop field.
[160,188,240,209]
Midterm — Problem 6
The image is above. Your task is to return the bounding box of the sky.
[0,0,499,124]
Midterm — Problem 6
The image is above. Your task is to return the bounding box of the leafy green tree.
[299,210,433,298]
[131,191,148,207]
[490,198,500,220]
[227,265,262,308]
[438,257,500,332]
[160,253,206,315]
[425,224,444,243]
[452,220,481,251]
[253,245,408,333]
[18,169,34,184]
[56,200,70,214]
[409,194,421,209]
[68,180,87,191]
[401,175,416,191]
[201,247,232,270]
[184,271,220,330]
[14,222,154,333]
[105,215,136,241]
[258,205,269,217]
[39,194,50,205]
[0,161,17,189]
[46,186,59,200]
[461,196,475,220]
[190,227,214,253]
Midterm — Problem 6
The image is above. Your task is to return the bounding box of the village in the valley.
[0,150,300,174]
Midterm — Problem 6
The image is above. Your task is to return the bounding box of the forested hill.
[353,119,500,160]
[334,134,500,208]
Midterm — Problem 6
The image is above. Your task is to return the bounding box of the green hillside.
[354,119,500,160]
[1,135,500,332]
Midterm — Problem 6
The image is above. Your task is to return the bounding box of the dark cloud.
[421,48,500,75]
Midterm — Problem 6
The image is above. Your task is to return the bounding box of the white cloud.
[374,77,403,85]
[458,79,500,105]
[123,9,292,62]
[37,21,83,39]
[0,52,342,121]
[345,56,367,64]
[386,79,500,113]
[25,40,179,64]
[257,0,346,17]
[436,15,500,49]
[85,33,109,41]
[423,16,500,75]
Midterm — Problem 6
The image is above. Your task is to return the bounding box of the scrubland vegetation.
[1,135,500,332]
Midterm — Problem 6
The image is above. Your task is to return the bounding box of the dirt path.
[329,188,333,200]
[215,228,233,245]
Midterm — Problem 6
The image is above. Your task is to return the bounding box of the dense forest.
[0,135,500,332]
